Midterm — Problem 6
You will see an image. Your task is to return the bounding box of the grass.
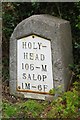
[2,99,48,119]
[2,81,80,119]
[2,101,20,118]
[19,100,44,118]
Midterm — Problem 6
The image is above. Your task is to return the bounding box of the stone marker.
[10,14,73,100]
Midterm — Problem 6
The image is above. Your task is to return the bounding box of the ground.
[2,81,80,119]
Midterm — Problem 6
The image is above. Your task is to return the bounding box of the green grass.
[2,82,80,119]
[2,101,20,118]
[2,99,47,118]
[20,100,44,117]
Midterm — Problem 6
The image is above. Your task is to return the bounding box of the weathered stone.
[10,14,73,100]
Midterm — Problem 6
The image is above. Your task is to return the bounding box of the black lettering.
[42,65,47,71]
[38,42,42,49]
[43,75,47,81]
[30,53,34,60]
[25,83,30,89]
[22,42,27,49]
[38,85,42,91]
[33,74,37,81]
[43,85,48,92]
[30,64,34,71]
[28,42,32,49]
[24,52,28,59]
[33,42,37,49]
[22,63,29,70]
[25,63,29,70]
[28,74,31,80]
[22,73,26,79]
[41,54,45,61]
[35,54,39,60]
[22,83,24,89]
[37,75,42,81]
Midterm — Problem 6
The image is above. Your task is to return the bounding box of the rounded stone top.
[27,14,68,23]
[16,14,69,28]
[11,14,70,39]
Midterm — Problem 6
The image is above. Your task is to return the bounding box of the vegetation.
[2,2,80,81]
[2,99,45,118]
[2,82,80,119]
[2,2,80,119]
[48,82,80,119]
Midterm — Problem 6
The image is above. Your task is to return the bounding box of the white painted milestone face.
[17,35,53,94]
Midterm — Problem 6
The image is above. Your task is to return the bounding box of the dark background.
[2,2,80,83]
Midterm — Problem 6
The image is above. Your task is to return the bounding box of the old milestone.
[10,15,73,100]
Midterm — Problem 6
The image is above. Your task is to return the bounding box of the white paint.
[17,35,53,94]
